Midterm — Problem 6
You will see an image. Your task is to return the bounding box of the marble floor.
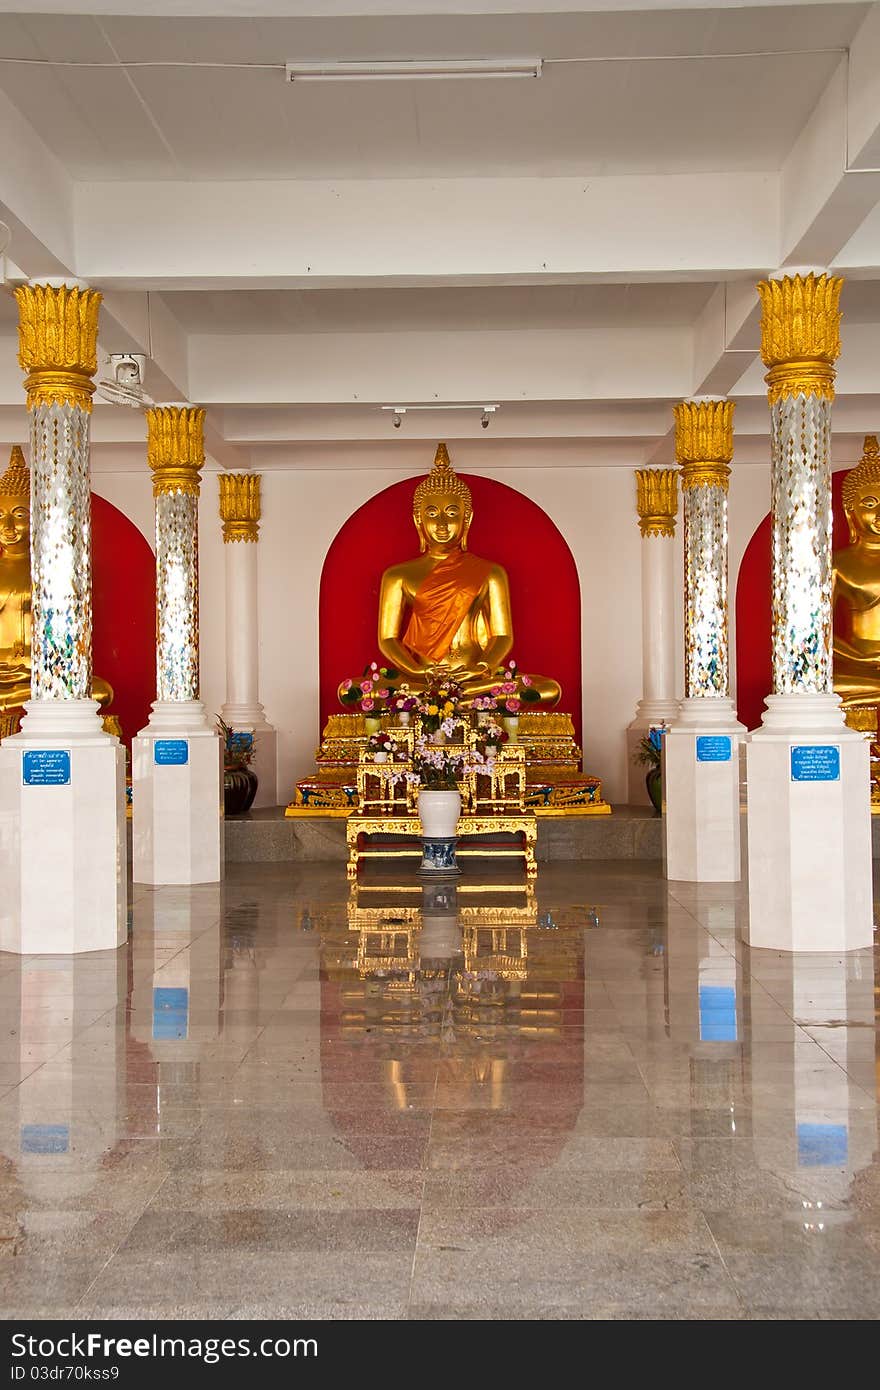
[1,860,878,1321]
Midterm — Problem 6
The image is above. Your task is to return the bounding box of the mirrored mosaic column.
[133,406,222,886]
[746,272,871,950]
[626,469,680,803]
[0,280,127,954]
[218,473,276,807]
[665,400,745,882]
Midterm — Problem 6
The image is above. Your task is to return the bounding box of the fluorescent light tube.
[286,59,542,83]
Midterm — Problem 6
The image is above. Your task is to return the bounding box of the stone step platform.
[224,805,662,863]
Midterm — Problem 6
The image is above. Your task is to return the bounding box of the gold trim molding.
[635,468,678,537]
[219,472,261,542]
[14,283,102,412]
[757,272,843,404]
[674,399,734,492]
[146,406,206,496]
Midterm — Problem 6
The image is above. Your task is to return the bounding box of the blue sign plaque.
[154,739,189,766]
[21,1124,69,1154]
[696,735,732,763]
[22,750,70,786]
[153,986,189,1040]
[790,745,840,782]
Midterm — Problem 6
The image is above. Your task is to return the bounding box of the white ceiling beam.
[0,0,852,14]
[73,173,778,289]
[188,324,693,405]
[782,31,880,270]
[0,88,75,278]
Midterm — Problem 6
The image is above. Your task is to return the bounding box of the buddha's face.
[847,485,880,543]
[418,490,468,550]
[0,498,29,556]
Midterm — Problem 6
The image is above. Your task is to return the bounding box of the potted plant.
[634,725,664,814]
[406,736,472,875]
[475,719,507,761]
[217,716,258,815]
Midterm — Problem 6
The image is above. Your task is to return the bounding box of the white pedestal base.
[627,699,680,805]
[0,708,127,954]
[745,694,873,952]
[132,701,223,885]
[664,698,745,883]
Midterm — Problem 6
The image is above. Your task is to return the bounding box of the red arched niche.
[319,474,583,744]
[92,493,156,748]
[735,469,849,730]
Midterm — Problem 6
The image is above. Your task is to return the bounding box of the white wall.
[91,446,794,806]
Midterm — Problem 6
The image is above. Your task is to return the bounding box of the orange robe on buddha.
[402,552,493,664]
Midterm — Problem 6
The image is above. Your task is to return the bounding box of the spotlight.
[481,410,490,429]
[393,411,402,429]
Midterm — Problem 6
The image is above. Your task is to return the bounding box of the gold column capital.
[757,271,843,404]
[673,399,734,491]
[14,281,102,411]
[635,468,678,538]
[146,405,206,496]
[218,472,261,542]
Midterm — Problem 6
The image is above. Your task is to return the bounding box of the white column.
[133,405,222,885]
[218,473,277,807]
[627,469,680,803]
[0,279,126,955]
[745,272,872,951]
[665,398,745,882]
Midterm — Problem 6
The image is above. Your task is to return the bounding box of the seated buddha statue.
[372,443,560,705]
[832,435,880,710]
[0,446,112,721]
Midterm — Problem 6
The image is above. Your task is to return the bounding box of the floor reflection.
[0,863,878,1318]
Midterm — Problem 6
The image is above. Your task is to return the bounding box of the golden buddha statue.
[373,443,560,705]
[833,435,880,710]
[0,446,112,724]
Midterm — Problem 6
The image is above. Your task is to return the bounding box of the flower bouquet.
[408,736,472,790]
[475,719,507,761]
[367,731,394,763]
[390,684,419,724]
[417,675,464,736]
[490,659,541,715]
[340,661,399,715]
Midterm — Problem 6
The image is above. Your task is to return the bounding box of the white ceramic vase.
[373,751,388,763]
[418,789,461,839]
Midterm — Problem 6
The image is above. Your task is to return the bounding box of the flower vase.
[374,751,388,764]
[364,716,381,735]
[430,729,447,746]
[645,767,662,815]
[397,711,411,726]
[502,715,520,743]
[417,789,462,876]
[224,765,258,816]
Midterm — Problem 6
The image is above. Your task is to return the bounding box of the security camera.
[393,412,402,429]
[108,353,147,389]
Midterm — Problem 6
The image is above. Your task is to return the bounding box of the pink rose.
[521,674,533,687]
[508,660,516,669]
[361,698,375,711]
[341,678,353,692]
[360,680,373,693]
[506,698,521,712]
[370,662,378,671]
[502,681,517,695]
[377,688,389,699]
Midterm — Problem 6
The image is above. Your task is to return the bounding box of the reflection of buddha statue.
[833,435,880,709]
[0,446,112,719]
[374,443,560,704]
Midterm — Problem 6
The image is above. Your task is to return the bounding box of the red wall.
[735,470,849,729]
[319,474,583,744]
[91,493,156,748]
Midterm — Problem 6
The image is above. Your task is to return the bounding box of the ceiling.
[1,0,880,471]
